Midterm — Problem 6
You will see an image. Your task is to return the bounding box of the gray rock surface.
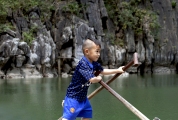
[1,0,178,78]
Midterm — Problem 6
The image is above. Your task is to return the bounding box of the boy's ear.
[84,49,89,55]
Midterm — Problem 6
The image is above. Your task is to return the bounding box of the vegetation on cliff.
[0,0,57,32]
[0,0,160,43]
[104,0,160,40]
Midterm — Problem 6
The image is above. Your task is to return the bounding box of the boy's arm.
[100,66,124,75]
[89,76,102,83]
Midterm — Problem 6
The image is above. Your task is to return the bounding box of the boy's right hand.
[89,76,102,83]
[96,76,102,81]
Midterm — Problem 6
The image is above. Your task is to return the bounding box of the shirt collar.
[83,56,93,69]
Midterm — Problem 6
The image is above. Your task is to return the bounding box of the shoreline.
[0,69,177,80]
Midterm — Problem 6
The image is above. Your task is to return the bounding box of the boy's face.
[85,43,101,63]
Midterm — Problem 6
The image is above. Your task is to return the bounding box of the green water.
[0,74,178,120]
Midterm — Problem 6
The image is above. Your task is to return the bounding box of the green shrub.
[22,26,38,45]
[62,1,81,16]
[0,0,58,33]
[0,23,15,33]
[22,31,34,45]
[172,0,176,8]
[106,33,115,45]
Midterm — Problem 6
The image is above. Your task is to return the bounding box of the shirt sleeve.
[78,64,95,82]
[93,62,103,72]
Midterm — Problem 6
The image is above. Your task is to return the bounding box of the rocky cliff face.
[0,0,178,79]
[151,0,178,73]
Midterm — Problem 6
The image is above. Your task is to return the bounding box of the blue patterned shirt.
[66,56,103,101]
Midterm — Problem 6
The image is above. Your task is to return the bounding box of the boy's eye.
[95,49,100,53]
[96,50,100,53]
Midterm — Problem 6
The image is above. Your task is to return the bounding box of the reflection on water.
[0,78,69,120]
[0,74,178,120]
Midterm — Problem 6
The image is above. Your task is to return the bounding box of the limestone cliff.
[0,0,178,79]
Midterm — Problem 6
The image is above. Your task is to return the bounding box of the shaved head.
[82,39,95,50]
[82,39,101,54]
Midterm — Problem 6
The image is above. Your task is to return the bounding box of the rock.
[153,66,171,74]
[21,67,43,78]
[16,55,25,67]
[1,0,178,79]
[85,0,103,35]
[63,64,71,74]
[15,16,28,33]
[0,42,11,58]
[127,66,138,73]
[125,28,135,53]
[152,0,178,66]
[60,47,72,58]
[99,0,108,18]
[136,39,145,63]
[61,26,73,43]
[43,65,56,78]
[18,42,31,56]
[115,46,126,66]
[72,58,80,68]
[61,72,69,78]
[100,43,109,66]
[6,68,23,79]
[24,64,35,68]
[0,70,5,79]
[108,45,115,66]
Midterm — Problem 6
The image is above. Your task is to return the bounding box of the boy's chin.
[93,59,98,62]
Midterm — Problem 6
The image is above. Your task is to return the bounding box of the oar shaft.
[88,60,134,99]
[99,81,150,120]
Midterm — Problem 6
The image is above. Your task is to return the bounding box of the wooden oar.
[88,52,139,99]
[99,80,150,120]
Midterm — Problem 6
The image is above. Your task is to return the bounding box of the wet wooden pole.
[99,80,150,120]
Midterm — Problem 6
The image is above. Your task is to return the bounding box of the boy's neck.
[84,56,93,63]
[83,56,93,69]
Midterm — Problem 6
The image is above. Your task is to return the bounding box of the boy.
[62,39,124,120]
